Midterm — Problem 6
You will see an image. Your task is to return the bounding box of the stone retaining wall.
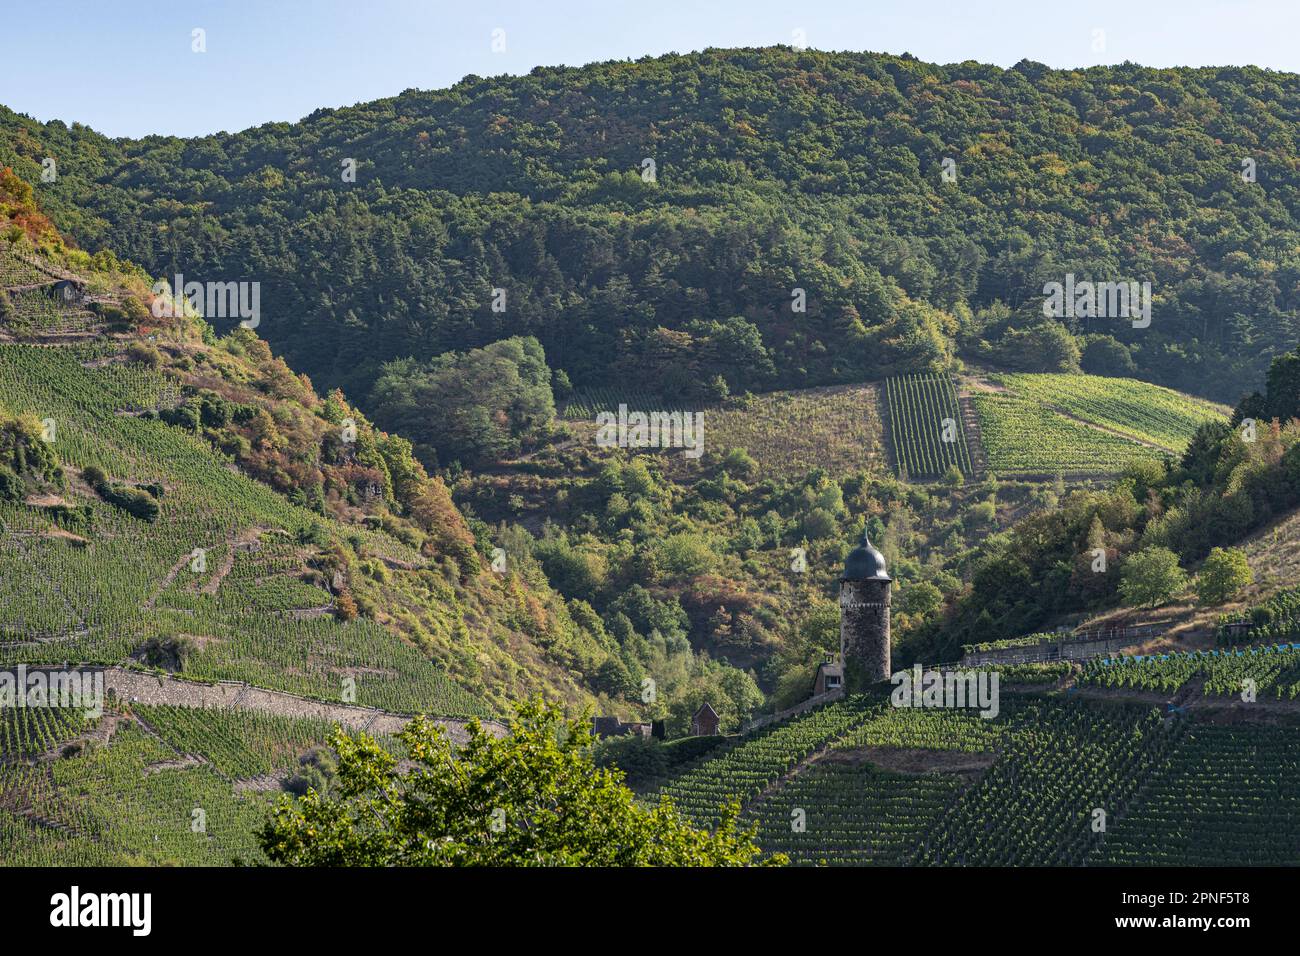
[19,665,506,744]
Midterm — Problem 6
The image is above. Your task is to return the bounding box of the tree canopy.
[258,697,780,866]
[6,49,1300,405]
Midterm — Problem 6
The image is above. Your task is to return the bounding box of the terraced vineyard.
[829,704,1009,753]
[0,247,55,287]
[0,343,487,717]
[1088,723,1300,866]
[973,393,1158,476]
[0,720,273,865]
[656,689,1300,866]
[916,701,1177,865]
[884,374,973,480]
[0,700,369,865]
[747,759,960,865]
[657,696,878,829]
[745,705,1008,865]
[0,708,88,761]
[1217,586,1300,646]
[561,387,694,418]
[135,706,341,779]
[11,676,1300,867]
[1081,644,1300,699]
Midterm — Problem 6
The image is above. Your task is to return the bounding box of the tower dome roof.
[843,529,890,582]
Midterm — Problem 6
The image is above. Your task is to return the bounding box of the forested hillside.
[0,168,645,718]
[3,47,1300,416]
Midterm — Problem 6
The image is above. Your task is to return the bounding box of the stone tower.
[839,530,891,691]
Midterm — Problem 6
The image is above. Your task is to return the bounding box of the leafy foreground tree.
[258,698,781,866]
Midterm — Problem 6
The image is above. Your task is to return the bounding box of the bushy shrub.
[0,465,20,502]
[125,341,162,367]
[96,481,160,521]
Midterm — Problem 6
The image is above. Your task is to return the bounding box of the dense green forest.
[4,47,1300,417]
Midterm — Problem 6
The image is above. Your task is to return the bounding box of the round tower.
[839,530,891,691]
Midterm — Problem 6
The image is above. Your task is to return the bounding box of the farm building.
[690,702,721,736]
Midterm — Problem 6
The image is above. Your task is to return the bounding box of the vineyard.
[0,698,382,865]
[962,632,1061,655]
[746,759,960,865]
[970,373,1227,478]
[0,707,87,761]
[917,701,1177,865]
[1,719,265,866]
[1216,586,1300,646]
[991,373,1229,451]
[561,387,694,419]
[1,194,1294,870]
[744,704,1011,865]
[883,374,974,480]
[9,670,1300,865]
[135,705,343,779]
[1088,723,1300,866]
[1081,644,1300,698]
[0,247,54,288]
[657,696,878,829]
[0,343,487,717]
[651,684,1300,866]
[972,393,1158,476]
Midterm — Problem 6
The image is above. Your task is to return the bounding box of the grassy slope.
[563,383,884,482]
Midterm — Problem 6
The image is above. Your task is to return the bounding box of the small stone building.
[812,659,844,696]
[49,278,88,305]
[690,702,721,737]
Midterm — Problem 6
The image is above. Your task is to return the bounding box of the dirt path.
[199,549,238,595]
[1039,401,1176,452]
[143,550,195,610]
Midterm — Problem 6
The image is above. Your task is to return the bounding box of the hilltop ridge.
[4,47,1300,411]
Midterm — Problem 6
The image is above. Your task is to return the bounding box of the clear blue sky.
[3,0,1296,139]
